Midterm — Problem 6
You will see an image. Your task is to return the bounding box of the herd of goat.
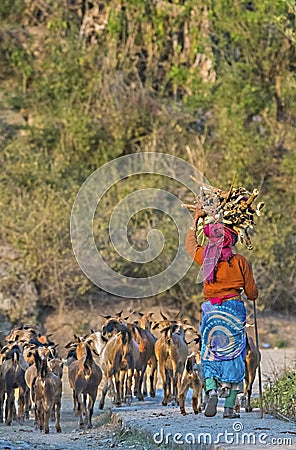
[0,310,260,432]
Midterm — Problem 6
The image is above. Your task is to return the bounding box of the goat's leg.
[179,378,190,415]
[17,388,25,422]
[125,368,134,405]
[246,379,255,412]
[114,372,121,406]
[77,393,84,429]
[137,362,148,401]
[24,389,30,420]
[44,407,50,434]
[50,403,56,421]
[87,392,97,429]
[55,397,62,433]
[165,369,173,406]
[176,370,183,406]
[234,394,241,413]
[192,383,203,415]
[143,370,148,397]
[133,370,138,397]
[120,370,126,403]
[5,390,15,426]
[12,399,17,421]
[0,391,4,423]
[171,371,178,406]
[83,393,87,416]
[37,402,44,431]
[33,401,38,427]
[99,379,109,410]
[149,358,157,398]
[159,365,168,406]
[197,384,203,413]
[133,369,140,398]
[72,390,78,414]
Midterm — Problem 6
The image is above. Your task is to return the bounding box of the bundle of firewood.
[182,186,264,250]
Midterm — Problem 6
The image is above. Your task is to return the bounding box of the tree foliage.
[0,0,295,321]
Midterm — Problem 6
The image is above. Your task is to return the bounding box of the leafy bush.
[263,367,296,421]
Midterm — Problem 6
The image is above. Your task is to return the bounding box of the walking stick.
[253,301,263,418]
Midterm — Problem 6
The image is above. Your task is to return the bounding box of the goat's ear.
[159,325,171,334]
[116,310,123,318]
[99,314,111,320]
[34,352,42,371]
[184,326,195,333]
[148,312,154,318]
[65,341,73,349]
[152,322,159,330]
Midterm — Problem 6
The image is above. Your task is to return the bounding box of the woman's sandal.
[223,407,240,418]
[204,390,218,417]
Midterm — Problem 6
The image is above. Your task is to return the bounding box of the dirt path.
[0,349,295,450]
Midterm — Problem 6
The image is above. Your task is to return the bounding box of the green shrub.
[263,367,296,421]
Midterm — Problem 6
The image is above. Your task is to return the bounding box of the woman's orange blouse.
[186,227,258,301]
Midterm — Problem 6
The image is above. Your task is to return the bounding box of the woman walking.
[186,205,258,418]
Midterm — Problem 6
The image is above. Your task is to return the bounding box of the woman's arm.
[185,206,205,266]
[239,256,258,301]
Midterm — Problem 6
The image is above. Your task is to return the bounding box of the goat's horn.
[174,310,181,319]
[160,310,168,320]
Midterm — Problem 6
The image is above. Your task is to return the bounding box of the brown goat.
[134,313,158,399]
[99,329,136,409]
[67,342,102,429]
[5,325,40,344]
[33,353,62,434]
[126,323,156,400]
[155,323,189,406]
[179,351,204,416]
[100,319,140,405]
[0,344,29,425]
[235,335,261,413]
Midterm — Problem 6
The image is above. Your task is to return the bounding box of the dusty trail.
[0,349,295,450]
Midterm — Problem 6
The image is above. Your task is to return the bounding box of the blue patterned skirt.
[201,300,246,384]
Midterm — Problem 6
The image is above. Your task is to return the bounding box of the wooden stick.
[253,301,264,418]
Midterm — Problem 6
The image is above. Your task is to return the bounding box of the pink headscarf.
[203,223,238,283]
